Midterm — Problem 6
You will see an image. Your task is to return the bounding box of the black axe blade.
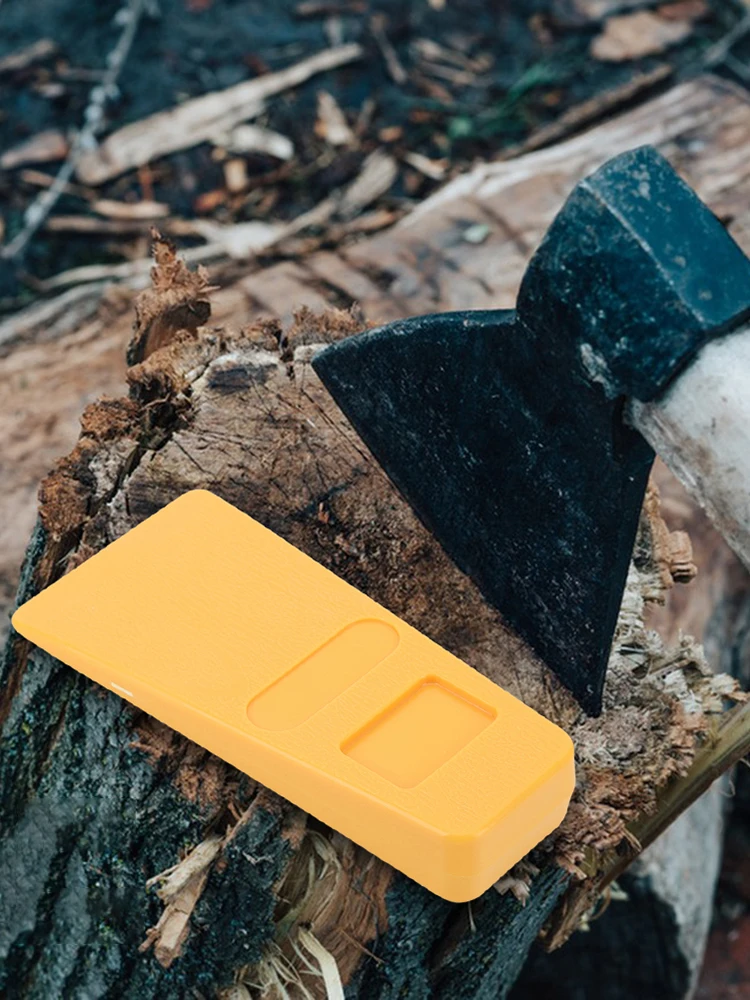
[312,147,750,715]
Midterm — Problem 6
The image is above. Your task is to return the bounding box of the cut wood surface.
[2,75,750,999]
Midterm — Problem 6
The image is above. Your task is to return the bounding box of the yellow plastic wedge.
[12,490,574,901]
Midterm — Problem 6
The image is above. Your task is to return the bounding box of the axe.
[312,146,750,716]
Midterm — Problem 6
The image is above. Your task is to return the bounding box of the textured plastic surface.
[12,490,574,901]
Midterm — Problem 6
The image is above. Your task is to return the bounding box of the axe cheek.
[312,310,654,716]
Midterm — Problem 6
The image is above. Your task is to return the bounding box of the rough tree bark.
[1,75,750,1000]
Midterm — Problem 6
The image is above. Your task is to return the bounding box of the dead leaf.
[591,9,699,61]
[403,151,447,180]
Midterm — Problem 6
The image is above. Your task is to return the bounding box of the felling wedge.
[313,145,750,716]
[12,489,574,902]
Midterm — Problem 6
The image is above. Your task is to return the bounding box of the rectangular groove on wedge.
[247,618,399,730]
[342,676,496,788]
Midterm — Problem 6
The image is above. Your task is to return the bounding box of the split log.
[2,75,750,998]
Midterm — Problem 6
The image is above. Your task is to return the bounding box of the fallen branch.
[17,168,95,202]
[0,280,109,354]
[44,215,204,237]
[75,43,363,186]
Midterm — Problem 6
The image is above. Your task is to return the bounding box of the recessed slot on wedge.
[11,490,575,902]
[247,618,399,730]
[342,676,496,788]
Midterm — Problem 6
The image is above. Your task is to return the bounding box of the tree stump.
[2,75,750,1000]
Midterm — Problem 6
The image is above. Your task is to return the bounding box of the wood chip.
[500,64,673,159]
[140,868,211,969]
[225,123,295,160]
[403,151,447,180]
[177,219,288,259]
[295,0,366,14]
[224,157,249,193]
[1,130,69,171]
[411,37,491,74]
[563,0,650,23]
[44,215,160,235]
[591,8,702,61]
[336,150,398,220]
[218,988,252,1000]
[76,43,363,186]
[297,928,346,1000]
[18,168,93,200]
[194,188,227,214]
[659,0,708,20]
[316,90,356,146]
[145,833,223,900]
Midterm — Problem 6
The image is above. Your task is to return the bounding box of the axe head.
[312,147,750,715]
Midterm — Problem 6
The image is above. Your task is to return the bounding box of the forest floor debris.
[1,0,747,310]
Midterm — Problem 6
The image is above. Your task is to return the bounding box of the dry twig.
[370,14,407,84]
[75,43,363,185]
[1,0,147,261]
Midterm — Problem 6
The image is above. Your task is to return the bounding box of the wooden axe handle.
[629,324,750,569]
